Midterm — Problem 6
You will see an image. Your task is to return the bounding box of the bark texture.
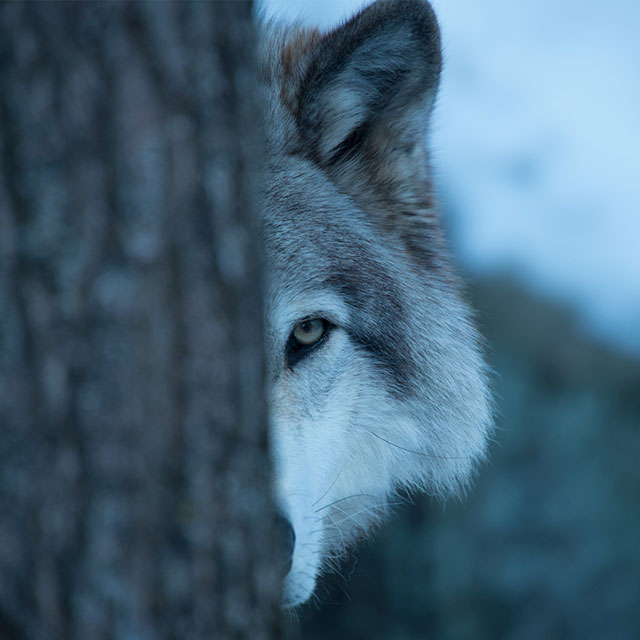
[0,2,282,638]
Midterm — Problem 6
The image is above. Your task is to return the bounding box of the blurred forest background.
[261,1,640,638]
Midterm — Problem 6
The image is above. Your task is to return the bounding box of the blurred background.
[260,1,640,638]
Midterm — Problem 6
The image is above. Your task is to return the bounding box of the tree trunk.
[0,2,283,638]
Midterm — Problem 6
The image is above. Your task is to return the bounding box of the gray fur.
[260,0,492,607]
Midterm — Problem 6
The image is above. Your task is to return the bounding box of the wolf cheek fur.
[260,0,492,607]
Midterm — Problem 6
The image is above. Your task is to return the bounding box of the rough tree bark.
[0,2,284,638]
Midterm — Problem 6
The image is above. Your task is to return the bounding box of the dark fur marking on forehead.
[325,266,416,396]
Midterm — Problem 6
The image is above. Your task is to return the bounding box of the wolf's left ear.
[297,0,441,205]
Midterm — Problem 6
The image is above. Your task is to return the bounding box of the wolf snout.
[275,513,295,578]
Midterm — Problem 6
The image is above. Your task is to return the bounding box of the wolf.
[260,0,492,607]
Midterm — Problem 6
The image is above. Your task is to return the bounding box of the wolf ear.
[296,0,441,206]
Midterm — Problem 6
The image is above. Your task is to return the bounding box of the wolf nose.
[275,513,295,578]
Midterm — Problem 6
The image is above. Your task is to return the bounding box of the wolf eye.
[286,318,331,368]
[293,318,326,345]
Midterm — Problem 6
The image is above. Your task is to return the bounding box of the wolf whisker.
[368,431,471,460]
[312,454,356,508]
[314,493,378,513]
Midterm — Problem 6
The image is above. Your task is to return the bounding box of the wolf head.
[260,0,492,607]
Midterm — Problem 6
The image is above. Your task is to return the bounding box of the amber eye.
[292,318,326,346]
[286,318,331,368]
